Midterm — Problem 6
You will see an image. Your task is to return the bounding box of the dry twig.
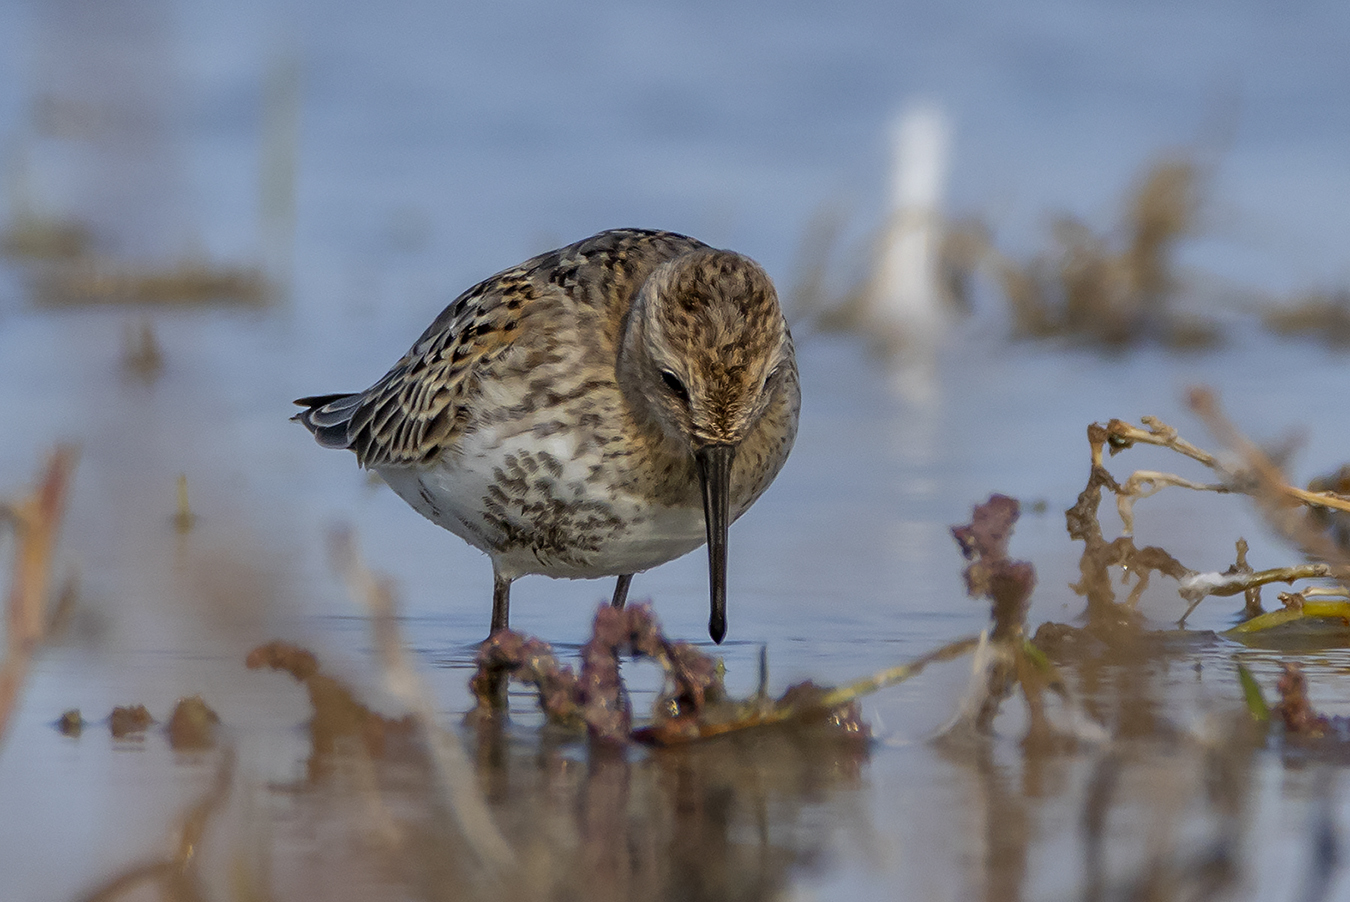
[0,446,78,745]
[329,528,516,876]
[75,749,236,902]
[1075,400,1350,627]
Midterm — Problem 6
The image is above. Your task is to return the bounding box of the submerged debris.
[240,629,870,901]
[582,602,723,743]
[1229,589,1350,636]
[247,640,416,766]
[109,704,154,739]
[1061,420,1191,635]
[1236,664,1270,722]
[1233,538,1264,618]
[463,495,1106,749]
[470,602,726,742]
[1272,664,1339,739]
[246,639,318,679]
[58,709,82,737]
[637,639,977,746]
[166,695,220,751]
[58,698,223,748]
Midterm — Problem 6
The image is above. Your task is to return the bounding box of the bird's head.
[620,248,794,643]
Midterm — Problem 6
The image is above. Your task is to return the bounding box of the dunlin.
[295,228,799,643]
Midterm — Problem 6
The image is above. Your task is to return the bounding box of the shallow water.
[4,1,1350,900]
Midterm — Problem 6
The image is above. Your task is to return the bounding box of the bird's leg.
[611,574,633,609]
[480,569,514,710]
[490,570,511,634]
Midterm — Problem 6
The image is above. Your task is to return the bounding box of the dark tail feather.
[292,393,362,450]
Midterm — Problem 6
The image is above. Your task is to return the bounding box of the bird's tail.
[292,393,362,450]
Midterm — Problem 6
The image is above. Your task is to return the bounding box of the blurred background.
[3,1,1350,900]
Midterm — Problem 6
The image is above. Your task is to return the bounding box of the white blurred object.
[872,102,952,402]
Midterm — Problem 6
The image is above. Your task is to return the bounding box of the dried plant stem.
[1185,389,1350,595]
[1227,600,1350,635]
[1105,398,1350,517]
[1100,416,1219,469]
[76,749,236,902]
[0,446,77,746]
[1089,398,1350,623]
[633,633,982,746]
[1282,484,1350,514]
[1296,586,1350,600]
[1116,469,1229,535]
[1178,564,1336,602]
[330,528,515,876]
[174,472,195,532]
[815,635,980,711]
[1178,564,1336,624]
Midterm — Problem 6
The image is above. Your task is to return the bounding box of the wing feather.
[292,228,710,468]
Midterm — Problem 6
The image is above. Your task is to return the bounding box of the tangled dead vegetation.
[796,153,1350,355]
[1050,389,1350,643]
[986,159,1213,348]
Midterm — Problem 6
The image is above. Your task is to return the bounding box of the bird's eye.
[660,370,690,403]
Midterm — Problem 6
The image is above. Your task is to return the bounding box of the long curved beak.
[695,443,736,644]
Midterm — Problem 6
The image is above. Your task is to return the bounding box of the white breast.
[376,424,708,581]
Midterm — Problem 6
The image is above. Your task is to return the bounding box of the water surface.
[2,1,1350,899]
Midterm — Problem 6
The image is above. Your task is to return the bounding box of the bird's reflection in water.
[253,712,871,902]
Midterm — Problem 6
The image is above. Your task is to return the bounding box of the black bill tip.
[695,443,735,645]
[709,609,726,645]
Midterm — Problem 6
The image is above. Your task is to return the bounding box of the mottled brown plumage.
[295,228,799,643]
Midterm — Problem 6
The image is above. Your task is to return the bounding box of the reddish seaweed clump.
[470,630,581,725]
[472,602,874,747]
[1273,663,1332,739]
[471,603,725,745]
[952,493,1036,640]
[580,603,723,743]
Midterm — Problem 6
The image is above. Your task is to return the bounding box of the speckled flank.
[294,227,800,636]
